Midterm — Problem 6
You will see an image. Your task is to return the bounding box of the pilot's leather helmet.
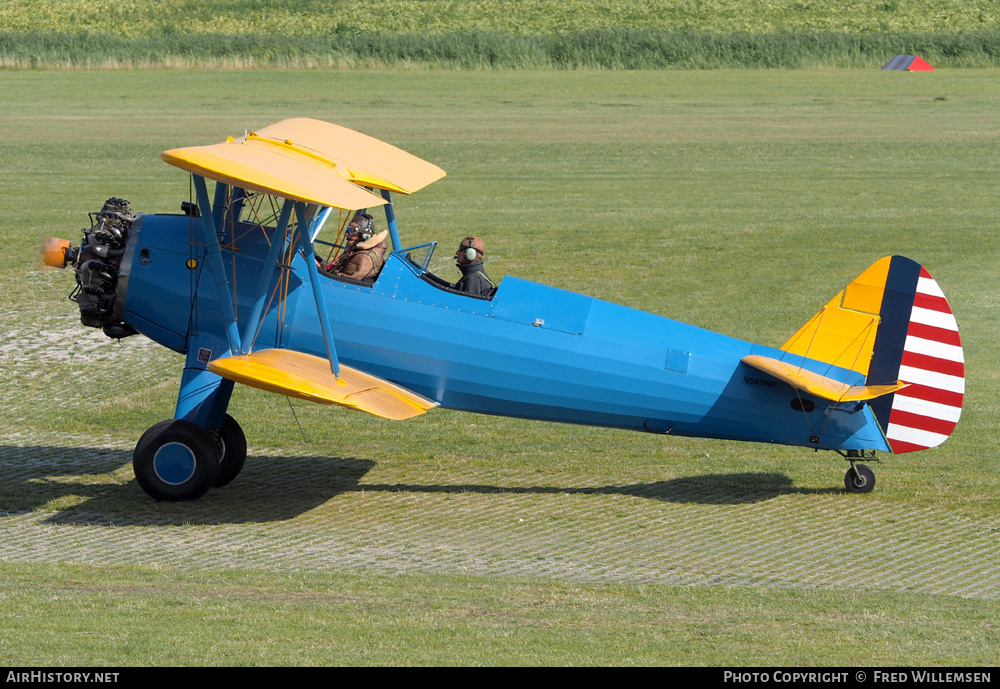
[346,214,375,241]
[456,236,485,264]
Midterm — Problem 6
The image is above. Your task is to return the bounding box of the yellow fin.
[780,257,892,376]
[208,349,437,421]
[742,355,907,403]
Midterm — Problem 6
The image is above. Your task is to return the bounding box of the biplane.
[43,119,965,501]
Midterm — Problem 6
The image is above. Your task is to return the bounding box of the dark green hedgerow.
[3,29,1000,69]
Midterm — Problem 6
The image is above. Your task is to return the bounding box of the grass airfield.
[1,69,999,665]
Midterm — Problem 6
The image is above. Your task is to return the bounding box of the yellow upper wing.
[162,118,446,210]
[253,119,446,194]
[162,141,386,210]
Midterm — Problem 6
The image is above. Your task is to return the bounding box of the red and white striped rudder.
[869,259,964,453]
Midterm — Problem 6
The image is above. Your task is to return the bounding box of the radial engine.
[42,197,138,339]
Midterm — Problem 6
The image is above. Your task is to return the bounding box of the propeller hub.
[41,237,72,268]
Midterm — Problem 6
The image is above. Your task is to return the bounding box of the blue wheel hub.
[152,441,198,485]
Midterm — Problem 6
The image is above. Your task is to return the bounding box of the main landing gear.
[132,414,247,501]
[840,449,878,494]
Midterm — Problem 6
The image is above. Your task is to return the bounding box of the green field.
[1,68,999,665]
[2,0,1000,68]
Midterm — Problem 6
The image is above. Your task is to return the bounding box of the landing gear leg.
[838,449,878,494]
[144,336,241,498]
[133,419,220,501]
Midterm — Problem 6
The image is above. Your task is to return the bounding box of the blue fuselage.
[119,213,890,452]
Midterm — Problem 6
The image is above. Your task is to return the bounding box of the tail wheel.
[211,414,247,488]
[133,419,219,501]
[844,464,876,494]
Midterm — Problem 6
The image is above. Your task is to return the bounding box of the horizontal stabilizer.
[208,349,438,421]
[742,355,907,403]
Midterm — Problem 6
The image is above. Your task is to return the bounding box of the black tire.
[133,419,220,501]
[211,414,247,488]
[844,464,876,494]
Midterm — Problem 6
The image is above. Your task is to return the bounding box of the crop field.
[1,68,999,665]
[3,0,998,35]
[2,0,1000,68]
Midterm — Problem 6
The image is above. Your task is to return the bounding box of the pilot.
[451,236,495,298]
[323,214,388,281]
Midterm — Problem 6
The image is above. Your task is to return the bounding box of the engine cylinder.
[69,198,139,338]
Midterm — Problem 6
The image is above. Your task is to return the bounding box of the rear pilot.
[451,236,494,298]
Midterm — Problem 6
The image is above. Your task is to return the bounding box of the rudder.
[867,257,964,453]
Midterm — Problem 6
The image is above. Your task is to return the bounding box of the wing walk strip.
[884,266,964,453]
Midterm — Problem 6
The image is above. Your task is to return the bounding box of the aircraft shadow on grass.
[359,473,840,505]
[0,444,836,527]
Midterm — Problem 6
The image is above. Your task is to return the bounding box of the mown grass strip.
[3,562,999,666]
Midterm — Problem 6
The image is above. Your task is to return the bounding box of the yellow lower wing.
[208,349,438,421]
[742,355,907,403]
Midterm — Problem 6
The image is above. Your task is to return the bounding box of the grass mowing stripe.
[3,453,999,598]
[1,562,996,666]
